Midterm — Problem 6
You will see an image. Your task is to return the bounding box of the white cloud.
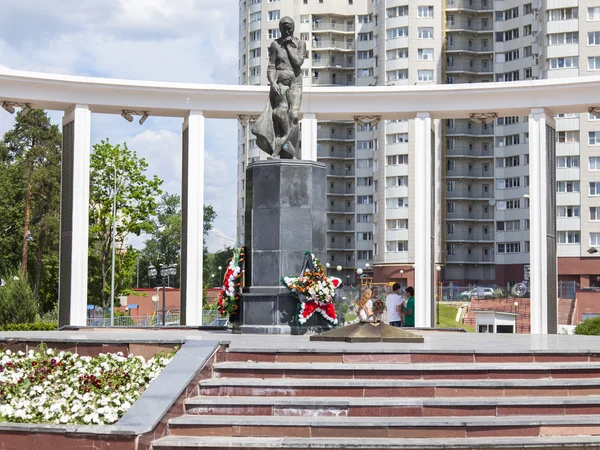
[0,1,241,253]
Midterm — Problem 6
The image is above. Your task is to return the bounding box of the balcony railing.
[446,147,494,158]
[317,131,354,141]
[446,253,495,263]
[446,232,495,241]
[312,60,355,69]
[446,189,493,199]
[446,62,493,74]
[312,22,355,33]
[446,168,495,178]
[446,0,493,11]
[447,211,495,221]
[328,187,355,195]
[312,40,355,51]
[446,21,493,32]
[328,168,356,177]
[327,242,355,250]
[446,43,493,53]
[446,125,494,136]
[318,149,355,159]
[327,223,355,232]
[329,205,355,213]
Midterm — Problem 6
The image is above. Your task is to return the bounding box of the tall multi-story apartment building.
[238,0,600,291]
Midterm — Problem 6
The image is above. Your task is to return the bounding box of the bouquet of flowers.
[372,297,385,315]
[217,247,245,318]
[282,252,342,325]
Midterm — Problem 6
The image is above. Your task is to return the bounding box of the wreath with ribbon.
[217,247,245,319]
[282,252,342,326]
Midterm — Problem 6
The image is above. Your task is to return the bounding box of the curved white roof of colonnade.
[1,68,600,120]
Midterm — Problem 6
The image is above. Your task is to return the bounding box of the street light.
[108,162,118,327]
[435,265,442,325]
[148,263,176,326]
[218,266,223,283]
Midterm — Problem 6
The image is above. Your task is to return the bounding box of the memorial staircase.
[151,347,600,449]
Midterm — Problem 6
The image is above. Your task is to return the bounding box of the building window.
[386,69,408,81]
[548,8,578,21]
[558,231,580,244]
[557,156,580,168]
[357,195,373,204]
[497,243,520,253]
[386,154,408,165]
[591,207,600,221]
[558,130,579,143]
[549,57,578,69]
[386,48,408,60]
[385,176,408,187]
[589,7,600,21]
[548,32,579,45]
[357,68,374,78]
[359,32,373,41]
[357,251,373,260]
[418,48,434,60]
[418,27,434,39]
[557,206,580,217]
[418,6,434,18]
[590,182,600,196]
[250,12,261,22]
[358,50,374,59]
[557,181,580,193]
[418,70,434,82]
[386,27,408,39]
[386,241,408,252]
[357,232,372,241]
[386,219,408,230]
[300,15,310,23]
[268,29,281,39]
[591,233,600,246]
[590,157,600,170]
[589,57,600,70]
[387,6,408,18]
[386,197,409,208]
[589,131,600,145]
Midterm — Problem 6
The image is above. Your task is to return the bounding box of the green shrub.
[575,316,600,335]
[0,268,38,326]
[0,322,57,331]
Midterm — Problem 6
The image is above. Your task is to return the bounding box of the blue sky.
[0,0,240,251]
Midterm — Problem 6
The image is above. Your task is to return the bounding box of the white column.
[413,112,433,328]
[181,111,205,326]
[301,113,318,161]
[58,104,91,327]
[529,108,556,334]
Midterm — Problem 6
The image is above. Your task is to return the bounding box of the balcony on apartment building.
[327,222,355,232]
[446,252,495,263]
[446,145,493,158]
[312,74,356,86]
[446,20,492,33]
[327,241,355,251]
[317,148,355,159]
[446,188,493,199]
[446,42,493,54]
[447,210,495,221]
[317,130,354,141]
[328,186,356,196]
[446,232,495,242]
[446,124,494,137]
[327,167,356,177]
[312,21,355,33]
[446,62,493,74]
[446,167,495,178]
[445,0,493,12]
[311,40,355,51]
[312,59,356,70]
[329,204,356,213]
[327,258,355,268]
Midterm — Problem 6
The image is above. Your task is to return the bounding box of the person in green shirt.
[403,286,415,327]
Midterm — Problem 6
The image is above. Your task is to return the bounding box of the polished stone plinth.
[310,321,425,343]
[238,159,328,334]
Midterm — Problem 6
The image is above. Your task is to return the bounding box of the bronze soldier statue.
[252,16,307,159]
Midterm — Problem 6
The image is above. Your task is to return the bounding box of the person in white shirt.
[385,282,403,327]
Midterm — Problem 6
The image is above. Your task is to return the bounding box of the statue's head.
[279,16,295,38]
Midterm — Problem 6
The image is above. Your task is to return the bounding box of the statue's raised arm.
[252,17,306,159]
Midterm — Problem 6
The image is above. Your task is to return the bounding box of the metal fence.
[84,310,225,327]
[437,284,530,302]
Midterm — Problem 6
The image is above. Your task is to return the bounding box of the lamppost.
[435,265,442,325]
[148,263,177,326]
[109,162,117,327]
[218,266,223,284]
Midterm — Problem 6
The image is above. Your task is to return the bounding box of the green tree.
[0,267,38,326]
[0,110,61,311]
[204,246,234,289]
[88,139,163,310]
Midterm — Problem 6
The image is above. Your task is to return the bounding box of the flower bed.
[0,346,176,425]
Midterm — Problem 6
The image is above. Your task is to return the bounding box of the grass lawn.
[436,303,474,332]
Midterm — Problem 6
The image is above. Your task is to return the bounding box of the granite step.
[183,395,600,417]
[166,414,600,439]
[151,435,600,449]
[224,350,599,364]
[199,377,600,397]
[213,361,600,380]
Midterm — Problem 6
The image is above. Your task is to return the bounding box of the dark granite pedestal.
[235,159,330,334]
